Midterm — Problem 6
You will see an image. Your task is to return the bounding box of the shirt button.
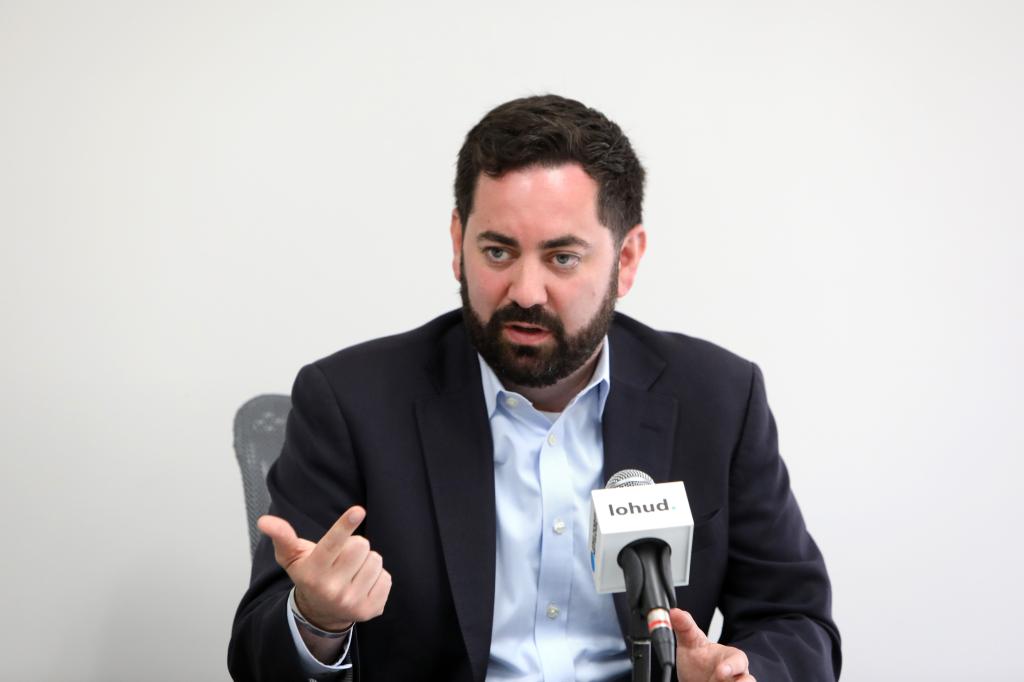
[552,518,566,535]
[546,603,560,619]
[547,433,557,446]
[505,396,518,408]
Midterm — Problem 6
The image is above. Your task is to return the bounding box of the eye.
[551,253,581,269]
[483,246,512,263]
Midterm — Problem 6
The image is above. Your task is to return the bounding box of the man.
[229,95,841,681]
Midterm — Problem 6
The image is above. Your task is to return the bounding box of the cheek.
[464,267,505,316]
[551,280,604,327]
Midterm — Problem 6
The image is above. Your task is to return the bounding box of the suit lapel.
[416,325,495,682]
[602,319,679,638]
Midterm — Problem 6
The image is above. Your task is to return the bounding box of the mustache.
[488,304,565,335]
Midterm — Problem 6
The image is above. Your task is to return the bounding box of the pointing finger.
[669,608,707,649]
[311,506,367,564]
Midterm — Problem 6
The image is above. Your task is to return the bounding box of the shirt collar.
[478,337,611,418]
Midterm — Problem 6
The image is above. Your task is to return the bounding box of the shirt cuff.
[286,587,354,674]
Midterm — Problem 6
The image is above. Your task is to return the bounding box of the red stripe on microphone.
[647,618,671,631]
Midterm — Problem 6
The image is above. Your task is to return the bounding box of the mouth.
[503,323,552,345]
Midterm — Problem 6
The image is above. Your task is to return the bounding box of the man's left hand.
[670,608,755,682]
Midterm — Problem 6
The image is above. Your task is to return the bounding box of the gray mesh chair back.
[234,394,291,557]
[234,394,356,680]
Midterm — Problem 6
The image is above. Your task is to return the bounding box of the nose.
[506,259,548,309]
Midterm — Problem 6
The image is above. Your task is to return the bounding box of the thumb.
[257,514,314,570]
[670,608,707,650]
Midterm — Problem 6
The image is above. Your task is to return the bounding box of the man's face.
[450,163,645,388]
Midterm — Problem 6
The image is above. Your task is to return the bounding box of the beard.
[460,264,618,388]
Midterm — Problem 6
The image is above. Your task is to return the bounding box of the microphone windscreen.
[605,469,655,489]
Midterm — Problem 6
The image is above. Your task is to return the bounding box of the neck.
[507,343,604,412]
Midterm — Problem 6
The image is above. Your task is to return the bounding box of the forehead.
[468,164,606,241]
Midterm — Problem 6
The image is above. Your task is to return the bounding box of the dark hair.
[454,94,645,242]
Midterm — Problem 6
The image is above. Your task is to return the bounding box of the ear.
[616,224,647,298]
[449,209,464,282]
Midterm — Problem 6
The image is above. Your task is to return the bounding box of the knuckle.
[336,590,357,611]
[339,585,360,606]
[343,539,371,561]
[321,580,343,602]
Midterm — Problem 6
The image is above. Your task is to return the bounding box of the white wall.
[2,2,1021,679]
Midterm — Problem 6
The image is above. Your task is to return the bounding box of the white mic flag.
[589,473,695,593]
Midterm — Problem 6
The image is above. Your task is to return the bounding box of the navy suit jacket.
[228,310,841,681]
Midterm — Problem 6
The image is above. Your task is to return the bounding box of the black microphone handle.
[619,540,676,673]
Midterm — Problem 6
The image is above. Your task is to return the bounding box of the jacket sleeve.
[718,363,842,680]
[228,363,364,681]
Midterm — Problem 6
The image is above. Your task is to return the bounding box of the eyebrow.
[540,235,589,250]
[476,230,590,250]
[476,231,518,247]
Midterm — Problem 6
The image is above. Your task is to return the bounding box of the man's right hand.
[257,506,392,632]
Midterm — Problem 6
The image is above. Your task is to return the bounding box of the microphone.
[589,469,695,677]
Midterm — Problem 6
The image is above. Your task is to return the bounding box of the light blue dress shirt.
[291,340,630,681]
[480,340,630,682]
